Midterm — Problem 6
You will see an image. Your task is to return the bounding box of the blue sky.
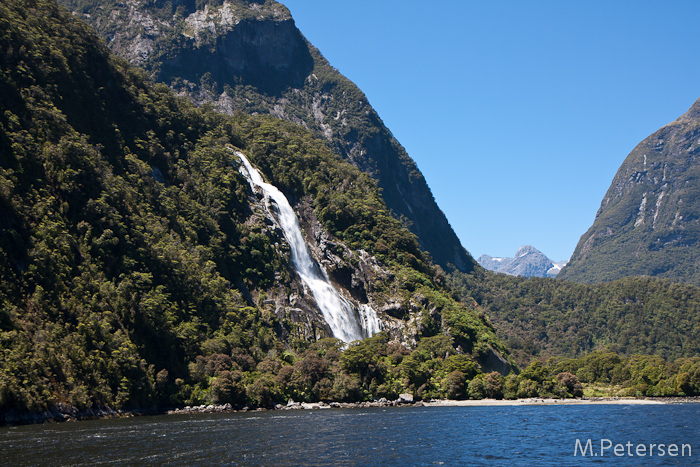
[282,0,700,262]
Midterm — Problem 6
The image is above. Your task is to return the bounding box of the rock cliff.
[60,0,477,273]
[559,98,700,286]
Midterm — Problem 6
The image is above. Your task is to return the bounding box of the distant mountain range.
[477,245,566,278]
[559,98,700,286]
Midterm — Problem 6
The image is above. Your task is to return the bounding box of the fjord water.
[236,152,382,342]
[3,404,700,466]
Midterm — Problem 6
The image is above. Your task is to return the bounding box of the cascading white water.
[235,151,382,343]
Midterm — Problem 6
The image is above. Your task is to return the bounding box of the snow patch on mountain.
[478,245,568,278]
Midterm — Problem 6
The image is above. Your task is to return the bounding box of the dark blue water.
[2,404,699,466]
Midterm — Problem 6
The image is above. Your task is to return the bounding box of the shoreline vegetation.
[4,0,700,434]
[5,344,700,426]
[4,395,698,426]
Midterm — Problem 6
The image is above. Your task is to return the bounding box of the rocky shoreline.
[166,394,424,415]
[0,403,156,426]
[5,395,700,426]
[166,394,700,415]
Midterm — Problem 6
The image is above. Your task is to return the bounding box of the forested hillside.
[0,0,511,419]
[57,0,478,273]
[3,0,700,426]
[450,271,700,367]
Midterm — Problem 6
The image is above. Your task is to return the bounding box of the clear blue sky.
[282,0,700,262]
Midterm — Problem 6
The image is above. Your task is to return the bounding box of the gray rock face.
[244,191,426,347]
[478,245,566,278]
[559,97,700,286]
[60,0,478,274]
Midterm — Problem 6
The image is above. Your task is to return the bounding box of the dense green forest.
[0,0,507,418]
[58,0,478,273]
[449,272,700,367]
[2,0,700,425]
[537,350,700,398]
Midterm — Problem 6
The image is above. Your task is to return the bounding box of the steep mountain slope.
[58,0,477,273]
[559,98,700,285]
[477,245,565,278]
[0,0,509,418]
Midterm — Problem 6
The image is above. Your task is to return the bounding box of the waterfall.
[235,151,382,343]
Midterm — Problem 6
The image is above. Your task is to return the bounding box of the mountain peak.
[559,96,700,286]
[515,245,538,258]
[478,246,566,278]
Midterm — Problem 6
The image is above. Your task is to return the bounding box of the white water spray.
[235,151,382,342]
